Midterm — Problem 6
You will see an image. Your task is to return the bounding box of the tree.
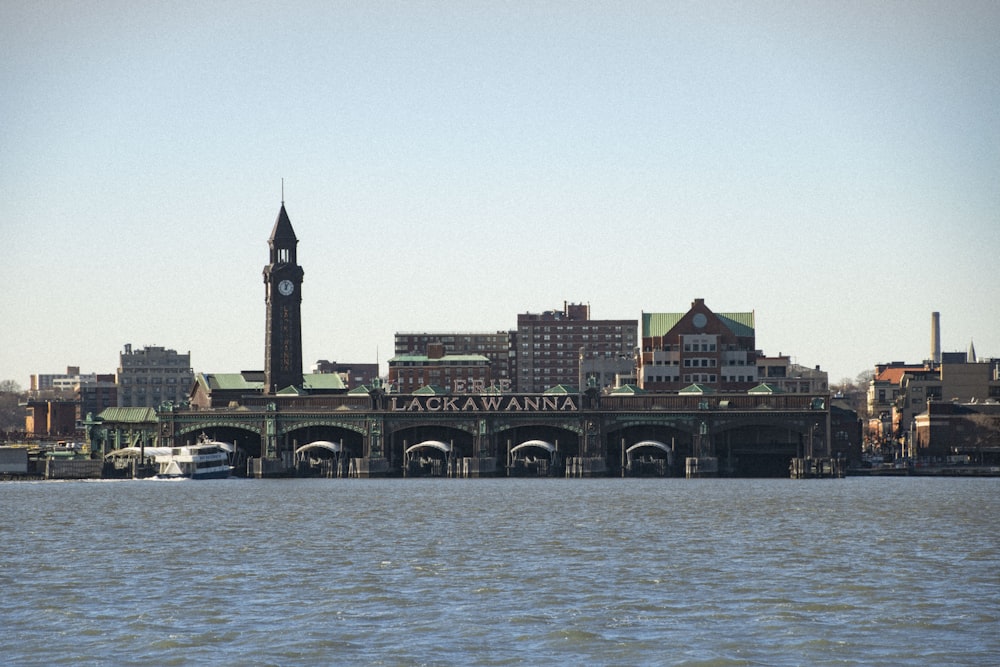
[0,379,26,436]
[0,379,21,393]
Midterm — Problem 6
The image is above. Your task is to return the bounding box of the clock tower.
[263,203,305,394]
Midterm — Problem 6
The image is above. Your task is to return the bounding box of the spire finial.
[281,177,285,205]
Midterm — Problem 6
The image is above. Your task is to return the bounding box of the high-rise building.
[516,302,637,393]
[116,344,193,407]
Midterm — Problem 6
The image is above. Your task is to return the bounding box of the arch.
[295,440,343,455]
[176,421,263,437]
[626,440,671,456]
[404,440,452,455]
[511,439,556,454]
[279,419,368,437]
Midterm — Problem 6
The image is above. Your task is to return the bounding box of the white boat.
[155,441,233,479]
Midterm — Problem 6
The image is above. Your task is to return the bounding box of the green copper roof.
[198,373,264,391]
[544,384,578,394]
[748,383,785,394]
[642,311,755,337]
[97,407,158,423]
[301,374,346,390]
[389,354,490,364]
[716,312,755,338]
[609,384,646,395]
[413,384,450,395]
[642,313,685,337]
[679,383,716,395]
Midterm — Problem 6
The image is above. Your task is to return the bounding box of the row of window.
[649,358,752,366]
[645,375,756,383]
[120,377,188,385]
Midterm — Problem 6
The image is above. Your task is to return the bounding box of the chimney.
[931,312,941,365]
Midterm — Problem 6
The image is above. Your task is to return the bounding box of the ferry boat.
[155,440,232,479]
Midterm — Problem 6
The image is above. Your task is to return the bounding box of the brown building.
[394,332,513,387]
[388,345,492,393]
[639,299,758,392]
[516,302,637,393]
[24,399,78,437]
[77,374,118,421]
[914,401,1000,462]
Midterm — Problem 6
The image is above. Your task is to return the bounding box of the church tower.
[263,203,305,393]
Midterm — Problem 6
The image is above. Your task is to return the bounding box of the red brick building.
[639,298,759,391]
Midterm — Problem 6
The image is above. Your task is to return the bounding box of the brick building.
[388,344,492,393]
[639,298,758,391]
[394,332,513,387]
[117,344,194,408]
[516,302,637,393]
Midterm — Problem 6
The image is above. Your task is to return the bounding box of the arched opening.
[294,440,346,477]
[390,425,474,475]
[173,427,260,477]
[624,440,673,477]
[605,425,691,477]
[507,439,560,477]
[403,440,452,477]
[283,425,365,476]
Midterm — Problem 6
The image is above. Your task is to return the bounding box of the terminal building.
[83,202,844,479]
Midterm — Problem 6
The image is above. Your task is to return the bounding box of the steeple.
[968,339,977,363]
[268,204,298,265]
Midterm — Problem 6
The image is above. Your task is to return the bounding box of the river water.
[2,477,997,666]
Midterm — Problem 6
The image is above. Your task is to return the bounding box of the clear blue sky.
[2,1,998,388]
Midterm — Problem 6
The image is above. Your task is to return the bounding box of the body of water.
[2,477,997,665]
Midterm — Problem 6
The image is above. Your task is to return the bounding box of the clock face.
[278,279,294,296]
[692,313,707,329]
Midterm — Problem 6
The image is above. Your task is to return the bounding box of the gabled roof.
[679,383,715,395]
[413,384,449,395]
[609,384,646,395]
[748,383,785,395]
[875,366,928,384]
[544,384,578,394]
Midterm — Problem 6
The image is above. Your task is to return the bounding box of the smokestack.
[931,312,941,365]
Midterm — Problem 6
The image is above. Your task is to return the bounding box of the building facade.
[77,374,117,421]
[388,345,492,393]
[394,332,513,387]
[639,299,758,391]
[756,355,829,394]
[117,344,193,408]
[516,302,637,393]
[313,360,380,391]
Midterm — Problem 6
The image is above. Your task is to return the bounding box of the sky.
[2,1,998,389]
